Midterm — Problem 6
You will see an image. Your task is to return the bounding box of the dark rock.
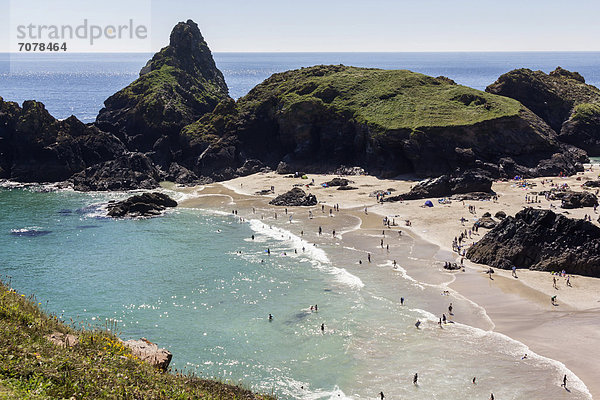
[443,262,461,270]
[482,212,492,217]
[583,180,600,188]
[325,177,349,187]
[466,208,600,276]
[476,216,497,229]
[276,161,293,174]
[0,98,126,183]
[236,159,264,176]
[451,192,495,201]
[337,185,358,191]
[383,171,494,202]
[162,162,198,185]
[495,210,507,219]
[561,191,598,209]
[70,153,161,191]
[269,187,317,206]
[107,192,177,218]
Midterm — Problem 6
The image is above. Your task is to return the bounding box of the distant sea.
[0,52,597,399]
[1,52,599,122]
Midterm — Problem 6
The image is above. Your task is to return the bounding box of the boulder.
[383,171,494,202]
[583,180,600,188]
[269,188,317,206]
[466,208,600,277]
[477,216,497,229]
[495,210,507,219]
[107,192,178,218]
[561,191,598,209]
[325,177,349,187]
[276,161,293,174]
[122,338,172,371]
[337,185,358,191]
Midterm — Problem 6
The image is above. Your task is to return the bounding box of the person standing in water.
[379,391,385,399]
[472,377,476,384]
[413,373,418,385]
[448,303,453,315]
[561,374,568,389]
[321,323,325,333]
[400,297,404,305]
[268,314,273,321]
[368,253,371,263]
[315,304,318,311]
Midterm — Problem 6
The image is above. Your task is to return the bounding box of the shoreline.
[177,167,600,398]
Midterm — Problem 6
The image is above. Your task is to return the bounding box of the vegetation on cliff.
[95,20,230,153]
[184,65,580,178]
[0,279,274,400]
[486,67,600,154]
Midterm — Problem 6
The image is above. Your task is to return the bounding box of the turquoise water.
[0,185,592,399]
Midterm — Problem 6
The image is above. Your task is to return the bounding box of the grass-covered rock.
[185,65,581,178]
[487,67,600,155]
[96,20,230,156]
[0,279,274,400]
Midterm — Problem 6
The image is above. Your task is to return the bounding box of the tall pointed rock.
[96,20,229,153]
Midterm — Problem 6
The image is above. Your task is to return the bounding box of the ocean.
[1,52,598,399]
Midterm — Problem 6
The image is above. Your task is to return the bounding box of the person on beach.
[319,226,322,235]
[379,391,385,399]
[413,373,418,385]
[472,377,476,384]
[448,303,453,315]
[553,276,558,289]
[551,295,557,305]
[442,314,447,324]
[512,266,517,278]
[400,297,404,305]
[380,239,384,248]
[321,323,325,333]
[368,253,371,263]
[561,374,568,389]
[567,276,572,287]
[490,393,494,400]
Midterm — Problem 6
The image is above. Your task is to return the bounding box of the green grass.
[239,65,523,133]
[0,279,275,400]
[572,102,600,123]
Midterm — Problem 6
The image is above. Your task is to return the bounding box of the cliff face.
[95,20,229,163]
[0,98,125,182]
[486,67,600,155]
[466,208,600,277]
[185,65,583,179]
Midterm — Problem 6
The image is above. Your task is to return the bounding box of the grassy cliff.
[237,65,523,133]
[0,280,274,400]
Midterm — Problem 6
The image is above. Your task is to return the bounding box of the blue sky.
[2,0,600,52]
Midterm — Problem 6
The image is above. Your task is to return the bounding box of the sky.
[1,0,600,52]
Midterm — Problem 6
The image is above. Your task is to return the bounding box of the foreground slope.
[0,280,273,400]
[185,65,584,178]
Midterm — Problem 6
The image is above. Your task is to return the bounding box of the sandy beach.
[175,166,600,398]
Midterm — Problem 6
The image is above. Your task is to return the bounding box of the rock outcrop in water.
[487,67,600,155]
[0,98,126,182]
[269,188,317,206]
[107,192,177,218]
[466,208,600,277]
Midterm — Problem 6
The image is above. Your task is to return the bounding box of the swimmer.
[268,314,273,321]
[521,354,528,360]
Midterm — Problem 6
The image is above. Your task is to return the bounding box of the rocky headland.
[466,208,600,277]
[1,21,598,192]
